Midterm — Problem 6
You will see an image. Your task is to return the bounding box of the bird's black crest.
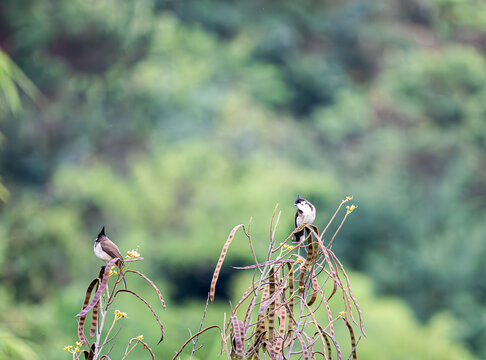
[294,195,303,205]
[98,226,105,238]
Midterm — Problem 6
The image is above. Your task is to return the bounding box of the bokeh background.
[1,0,486,359]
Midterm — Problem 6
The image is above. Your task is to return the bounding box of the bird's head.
[294,195,305,206]
[294,195,311,211]
[96,226,107,241]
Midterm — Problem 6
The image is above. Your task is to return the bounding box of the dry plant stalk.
[210,197,364,360]
[68,251,166,360]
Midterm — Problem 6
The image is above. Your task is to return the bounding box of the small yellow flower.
[346,204,357,214]
[64,345,73,352]
[76,341,83,348]
[136,335,144,340]
[114,309,128,320]
[109,265,118,276]
[125,247,141,259]
[339,310,346,317]
[345,196,353,202]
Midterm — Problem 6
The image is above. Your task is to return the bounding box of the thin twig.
[105,328,122,357]
[172,326,223,360]
[190,293,211,359]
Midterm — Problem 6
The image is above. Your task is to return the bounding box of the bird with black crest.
[292,195,316,243]
[94,226,127,288]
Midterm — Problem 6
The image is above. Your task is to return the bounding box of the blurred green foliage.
[1,0,486,358]
[0,327,39,360]
[328,273,476,360]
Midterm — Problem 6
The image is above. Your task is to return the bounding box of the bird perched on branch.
[94,226,126,287]
[292,195,316,242]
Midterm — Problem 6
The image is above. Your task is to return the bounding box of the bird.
[94,226,126,287]
[292,195,316,242]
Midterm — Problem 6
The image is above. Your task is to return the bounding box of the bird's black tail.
[292,228,305,243]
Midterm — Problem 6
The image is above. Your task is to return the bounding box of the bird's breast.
[297,204,315,225]
[94,241,112,262]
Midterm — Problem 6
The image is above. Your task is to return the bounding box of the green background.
[1,0,486,358]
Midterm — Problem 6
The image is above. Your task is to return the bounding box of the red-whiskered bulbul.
[94,226,126,287]
[292,195,316,242]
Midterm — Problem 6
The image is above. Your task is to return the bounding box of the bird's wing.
[295,210,302,227]
[101,239,123,261]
